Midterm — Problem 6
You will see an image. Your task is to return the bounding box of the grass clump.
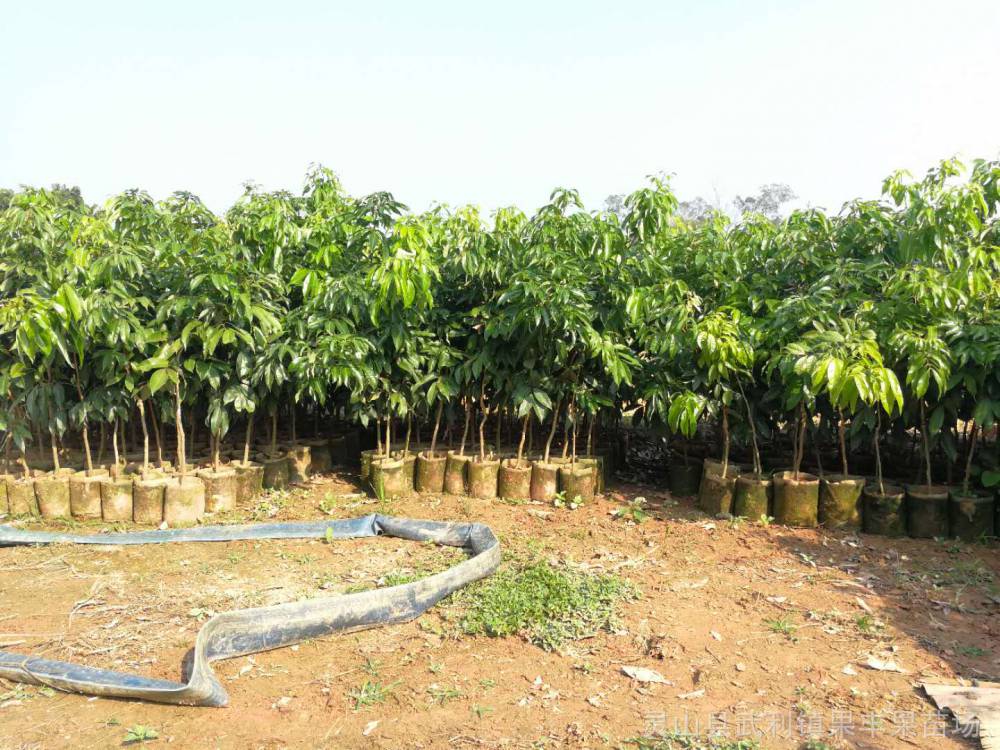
[349,679,400,710]
[458,559,638,651]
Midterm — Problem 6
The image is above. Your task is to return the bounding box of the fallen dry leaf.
[678,689,705,699]
[864,656,906,673]
[621,666,673,684]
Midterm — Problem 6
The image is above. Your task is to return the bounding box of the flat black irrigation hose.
[0,515,501,707]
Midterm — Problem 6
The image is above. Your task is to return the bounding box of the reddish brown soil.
[1,471,997,749]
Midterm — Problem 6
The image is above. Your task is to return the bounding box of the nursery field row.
[0,157,998,537]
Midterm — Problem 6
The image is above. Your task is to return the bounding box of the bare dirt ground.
[1,470,998,750]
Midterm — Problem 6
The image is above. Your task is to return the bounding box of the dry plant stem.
[375,416,382,455]
[543,397,562,464]
[404,415,412,455]
[270,409,278,456]
[384,417,391,458]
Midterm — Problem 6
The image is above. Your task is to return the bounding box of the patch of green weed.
[349,679,400,710]
[457,560,638,650]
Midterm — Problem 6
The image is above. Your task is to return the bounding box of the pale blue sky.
[2,0,998,215]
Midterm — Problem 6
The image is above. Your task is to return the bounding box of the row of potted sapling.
[690,428,996,542]
[359,407,612,502]
[0,430,360,526]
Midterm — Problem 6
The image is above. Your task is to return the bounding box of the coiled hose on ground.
[0,515,500,707]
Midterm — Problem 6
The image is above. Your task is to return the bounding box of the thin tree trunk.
[809,417,823,476]
[73,373,93,473]
[478,384,488,461]
[962,423,979,495]
[270,408,278,456]
[495,407,502,457]
[586,414,594,457]
[793,404,806,479]
[212,430,220,471]
[50,430,60,472]
[526,416,533,458]
[404,414,412,455]
[149,404,163,466]
[920,401,932,487]
[561,408,570,460]
[19,446,30,479]
[243,413,254,465]
[721,404,730,479]
[111,418,120,478]
[175,382,187,482]
[874,410,884,495]
[458,398,471,456]
[119,419,127,467]
[570,399,578,466]
[737,381,761,476]
[543,397,562,464]
[838,408,848,476]
[429,401,443,457]
[375,416,383,454]
[137,398,150,476]
[517,413,529,465]
[384,416,391,457]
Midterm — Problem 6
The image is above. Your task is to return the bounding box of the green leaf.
[148,368,170,395]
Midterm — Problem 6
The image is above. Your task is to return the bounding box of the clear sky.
[2,0,998,215]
